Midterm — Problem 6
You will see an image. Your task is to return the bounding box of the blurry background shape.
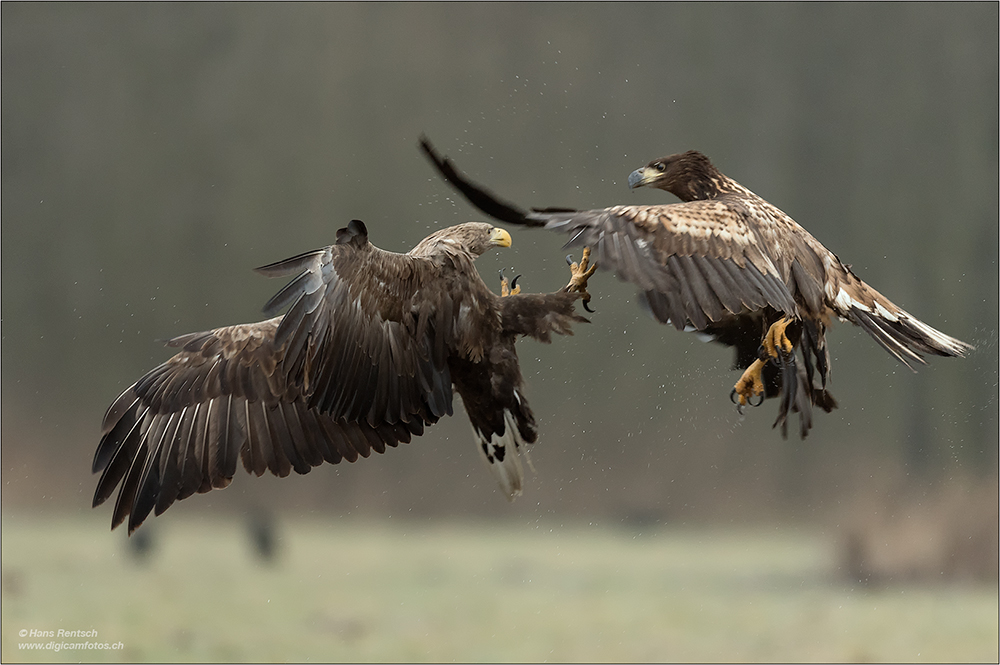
[247,507,279,564]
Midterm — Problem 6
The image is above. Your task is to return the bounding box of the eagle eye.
[655,162,666,172]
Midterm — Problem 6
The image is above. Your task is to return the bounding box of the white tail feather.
[899,310,972,357]
[834,283,972,361]
[474,410,526,501]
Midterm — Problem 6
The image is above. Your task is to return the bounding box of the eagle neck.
[671,172,741,202]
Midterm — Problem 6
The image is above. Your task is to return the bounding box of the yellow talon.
[565,247,598,310]
[567,247,597,289]
[762,316,795,360]
[499,269,521,297]
[731,317,797,411]
[733,358,766,407]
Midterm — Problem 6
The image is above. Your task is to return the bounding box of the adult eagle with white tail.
[94,220,592,533]
[419,138,971,438]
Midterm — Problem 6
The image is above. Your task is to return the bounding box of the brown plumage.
[93,219,588,533]
[419,139,972,438]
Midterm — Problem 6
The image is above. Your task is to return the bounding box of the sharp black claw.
[511,275,521,290]
[565,254,574,266]
[730,388,763,411]
[499,268,506,280]
[583,299,595,313]
[730,389,744,413]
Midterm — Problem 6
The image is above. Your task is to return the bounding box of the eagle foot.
[734,317,797,413]
[564,247,598,312]
[761,316,795,361]
[731,358,767,412]
[499,268,522,297]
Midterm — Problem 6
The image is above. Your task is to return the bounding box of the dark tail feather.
[419,136,545,228]
[768,350,800,439]
[765,345,838,440]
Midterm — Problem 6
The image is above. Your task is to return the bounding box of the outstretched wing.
[93,320,427,533]
[94,220,461,533]
[420,138,796,332]
[255,219,455,425]
[535,201,801,331]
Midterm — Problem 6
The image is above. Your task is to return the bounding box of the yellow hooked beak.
[490,227,512,248]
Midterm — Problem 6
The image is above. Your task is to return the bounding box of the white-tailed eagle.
[93,220,592,533]
[419,138,971,438]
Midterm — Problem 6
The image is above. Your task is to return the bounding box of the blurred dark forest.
[2,3,997,526]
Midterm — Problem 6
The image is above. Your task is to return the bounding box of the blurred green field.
[2,515,997,663]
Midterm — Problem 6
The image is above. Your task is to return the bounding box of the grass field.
[2,515,997,662]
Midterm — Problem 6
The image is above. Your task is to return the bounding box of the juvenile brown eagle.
[419,138,972,438]
[94,220,591,533]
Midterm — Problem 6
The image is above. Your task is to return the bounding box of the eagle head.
[628,150,726,202]
[411,222,511,259]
